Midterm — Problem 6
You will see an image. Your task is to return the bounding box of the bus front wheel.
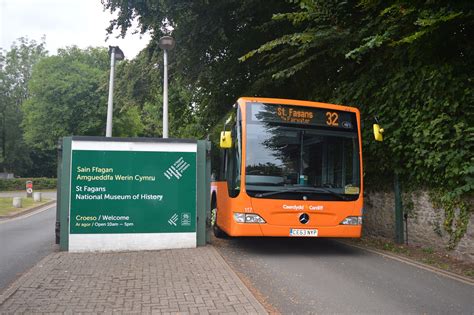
[211,207,227,238]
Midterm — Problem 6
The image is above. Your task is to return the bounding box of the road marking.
[0,202,56,224]
[339,240,474,286]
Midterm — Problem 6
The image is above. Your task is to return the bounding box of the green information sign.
[69,150,196,234]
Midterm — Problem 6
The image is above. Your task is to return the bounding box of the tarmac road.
[0,204,56,292]
[214,237,473,314]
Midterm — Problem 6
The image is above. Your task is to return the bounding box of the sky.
[0,0,152,59]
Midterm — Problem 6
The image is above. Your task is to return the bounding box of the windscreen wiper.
[246,182,284,186]
[311,187,348,201]
[254,187,348,200]
[255,187,315,198]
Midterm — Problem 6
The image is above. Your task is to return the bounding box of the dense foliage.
[243,1,474,200]
[23,47,110,151]
[21,47,150,175]
[102,0,473,196]
[102,0,297,130]
[0,38,47,175]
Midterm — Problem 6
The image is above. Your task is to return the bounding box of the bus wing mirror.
[373,124,384,142]
[220,131,232,148]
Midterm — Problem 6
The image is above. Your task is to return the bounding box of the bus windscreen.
[245,102,360,201]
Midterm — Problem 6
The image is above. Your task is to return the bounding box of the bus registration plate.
[290,229,318,237]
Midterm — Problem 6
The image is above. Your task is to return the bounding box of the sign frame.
[57,136,211,252]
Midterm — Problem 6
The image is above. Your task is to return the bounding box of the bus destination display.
[250,102,356,130]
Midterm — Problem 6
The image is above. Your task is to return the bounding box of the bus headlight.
[233,213,246,223]
[233,213,266,224]
[340,216,362,225]
[245,214,266,223]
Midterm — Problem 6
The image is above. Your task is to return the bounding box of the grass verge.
[0,197,52,216]
[349,236,474,280]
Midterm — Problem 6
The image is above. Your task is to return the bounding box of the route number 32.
[326,112,339,126]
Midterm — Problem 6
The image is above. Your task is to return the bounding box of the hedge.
[0,178,57,191]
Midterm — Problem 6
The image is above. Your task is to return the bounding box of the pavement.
[0,246,267,314]
[0,191,266,314]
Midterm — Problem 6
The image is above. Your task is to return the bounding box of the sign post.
[26,180,33,198]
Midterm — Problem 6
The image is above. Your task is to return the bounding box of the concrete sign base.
[69,233,197,252]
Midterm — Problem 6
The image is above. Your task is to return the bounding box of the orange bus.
[211,97,364,238]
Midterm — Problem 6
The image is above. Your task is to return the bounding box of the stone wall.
[363,190,473,262]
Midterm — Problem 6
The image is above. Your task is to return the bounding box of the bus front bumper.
[229,223,362,238]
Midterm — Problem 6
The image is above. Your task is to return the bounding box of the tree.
[102,0,473,245]
[102,0,296,130]
[238,0,473,189]
[239,0,473,246]
[0,37,47,175]
[113,48,205,139]
[22,46,145,175]
[23,47,109,151]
